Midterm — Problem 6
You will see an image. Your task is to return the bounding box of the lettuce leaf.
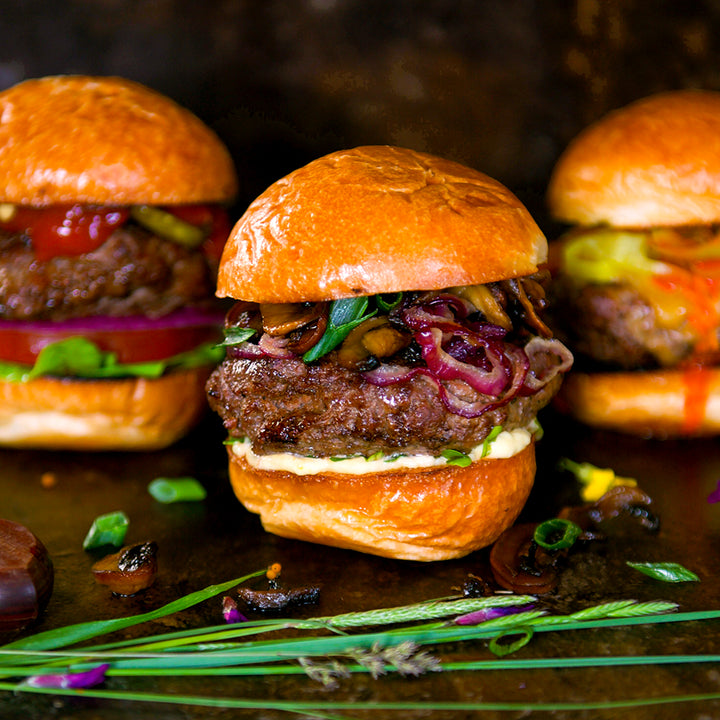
[0,337,225,383]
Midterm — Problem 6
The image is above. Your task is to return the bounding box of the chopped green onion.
[217,327,256,347]
[533,518,582,551]
[148,477,207,504]
[375,292,403,311]
[627,562,700,583]
[480,425,504,458]
[441,449,472,467]
[130,206,206,249]
[488,627,535,657]
[82,511,129,550]
[302,297,376,363]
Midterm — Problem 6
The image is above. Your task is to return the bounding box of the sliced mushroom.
[451,285,512,329]
[337,317,410,369]
[260,302,326,336]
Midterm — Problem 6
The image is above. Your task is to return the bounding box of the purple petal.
[454,604,535,626]
[708,479,720,504]
[222,595,247,623]
[25,663,110,689]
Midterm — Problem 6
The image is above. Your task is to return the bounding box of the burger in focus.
[206,145,573,560]
[0,75,237,450]
[547,90,720,437]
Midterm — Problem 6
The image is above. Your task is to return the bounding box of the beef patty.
[0,225,214,321]
[207,355,560,458]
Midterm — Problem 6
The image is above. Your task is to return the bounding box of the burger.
[206,145,572,560]
[0,75,237,450]
[546,89,720,438]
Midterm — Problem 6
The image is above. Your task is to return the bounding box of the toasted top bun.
[0,75,238,206]
[547,90,720,228]
[217,145,546,303]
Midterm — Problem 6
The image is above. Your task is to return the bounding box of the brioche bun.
[0,75,238,206]
[218,145,546,303]
[0,367,212,450]
[227,440,536,561]
[547,90,720,228]
[556,367,720,438]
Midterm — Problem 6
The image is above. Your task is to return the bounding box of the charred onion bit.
[0,519,54,631]
[558,486,659,533]
[237,585,321,612]
[91,541,158,596]
[489,523,561,595]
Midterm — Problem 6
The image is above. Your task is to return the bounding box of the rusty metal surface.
[2,409,720,719]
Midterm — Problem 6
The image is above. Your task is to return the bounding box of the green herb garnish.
[302,297,376,362]
[148,477,207,504]
[627,562,700,583]
[480,425,504,458]
[218,327,257,347]
[82,511,129,550]
[441,449,472,467]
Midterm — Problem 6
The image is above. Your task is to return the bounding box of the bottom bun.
[226,442,536,561]
[555,367,720,437]
[0,367,213,450]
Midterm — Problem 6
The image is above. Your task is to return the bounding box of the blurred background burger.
[0,75,237,450]
[547,90,720,438]
[206,145,572,560]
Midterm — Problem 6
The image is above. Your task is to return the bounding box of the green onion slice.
[82,511,129,550]
[148,477,207,504]
[375,292,403,311]
[627,561,700,583]
[533,518,582,551]
[480,425,504,458]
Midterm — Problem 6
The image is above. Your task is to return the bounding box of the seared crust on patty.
[0,225,215,320]
[206,356,560,457]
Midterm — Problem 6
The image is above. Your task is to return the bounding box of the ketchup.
[0,204,130,261]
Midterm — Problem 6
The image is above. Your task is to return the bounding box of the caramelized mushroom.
[451,284,512,329]
[558,485,659,532]
[260,302,326,336]
[489,523,561,595]
[92,542,158,596]
[237,585,321,612]
[225,301,262,332]
[337,317,410,369]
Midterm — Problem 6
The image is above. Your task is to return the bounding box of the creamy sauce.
[230,424,536,476]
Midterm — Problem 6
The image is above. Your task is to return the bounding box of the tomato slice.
[0,205,130,261]
[0,313,224,366]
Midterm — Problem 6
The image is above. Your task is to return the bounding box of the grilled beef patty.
[549,280,697,370]
[0,225,214,320]
[207,355,560,458]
